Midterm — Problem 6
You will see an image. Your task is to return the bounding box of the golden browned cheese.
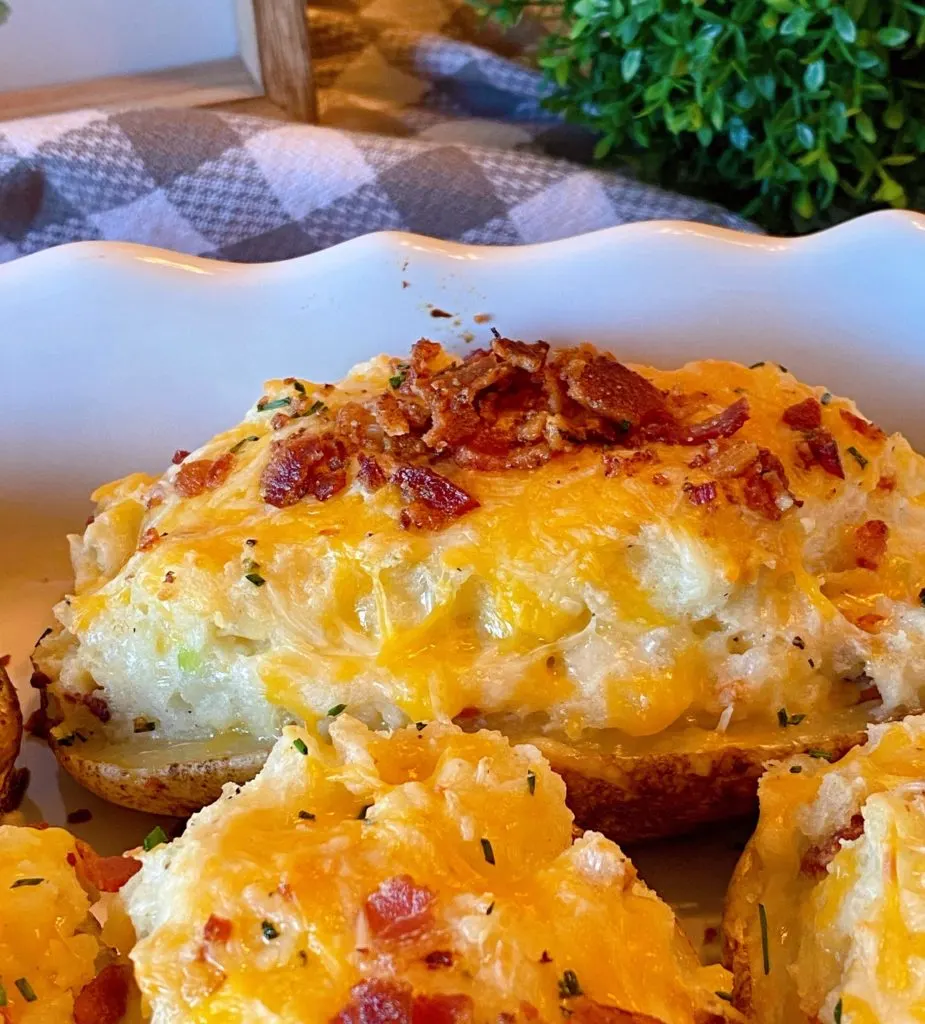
[123,719,739,1023]
[35,348,925,756]
[724,715,925,1024]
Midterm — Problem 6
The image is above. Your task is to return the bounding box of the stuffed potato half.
[34,339,925,836]
[723,714,925,1024]
[0,666,22,812]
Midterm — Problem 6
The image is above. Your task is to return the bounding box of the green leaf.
[794,189,816,218]
[819,153,839,184]
[881,153,916,165]
[874,175,908,204]
[735,85,756,109]
[710,93,725,131]
[754,74,777,100]
[832,8,857,41]
[855,111,876,142]
[729,117,751,150]
[621,48,643,81]
[780,9,812,35]
[804,59,826,91]
[796,122,815,148]
[877,26,911,46]
[883,103,905,129]
[619,15,640,43]
[593,134,615,159]
[696,125,714,146]
[854,49,882,69]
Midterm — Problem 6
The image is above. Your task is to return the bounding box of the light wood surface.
[252,0,316,122]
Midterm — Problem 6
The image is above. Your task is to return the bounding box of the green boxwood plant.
[473,0,925,232]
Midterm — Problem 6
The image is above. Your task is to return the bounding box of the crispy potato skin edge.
[0,666,23,811]
[722,839,762,1021]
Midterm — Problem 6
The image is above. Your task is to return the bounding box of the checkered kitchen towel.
[0,0,753,263]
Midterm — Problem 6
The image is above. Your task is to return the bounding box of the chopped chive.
[821,392,833,405]
[808,748,835,761]
[749,361,766,369]
[292,738,308,756]
[415,722,426,731]
[245,572,266,587]
[480,838,495,865]
[10,878,43,888]
[327,703,347,718]
[133,717,157,733]
[389,373,406,389]
[778,364,789,373]
[716,991,733,1002]
[527,770,536,795]
[758,903,770,975]
[558,969,583,999]
[834,998,843,1023]
[486,901,495,915]
[143,826,168,852]
[261,920,279,941]
[307,400,327,415]
[357,804,372,820]
[292,381,306,394]
[258,397,291,412]
[777,708,806,727]
[230,435,260,455]
[0,983,6,1006]
[846,446,868,468]
[15,978,36,1003]
[789,765,803,774]
[298,810,315,820]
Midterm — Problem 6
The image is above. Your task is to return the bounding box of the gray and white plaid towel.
[0,0,753,263]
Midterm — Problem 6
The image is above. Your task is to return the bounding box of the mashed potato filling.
[123,718,736,1023]
[36,348,925,748]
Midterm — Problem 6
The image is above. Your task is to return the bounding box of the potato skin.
[721,838,763,1020]
[0,666,24,811]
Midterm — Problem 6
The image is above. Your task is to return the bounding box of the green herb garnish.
[298,810,315,820]
[57,731,87,747]
[415,722,426,731]
[846,446,868,468]
[143,826,168,852]
[292,381,306,394]
[292,738,308,756]
[245,572,266,587]
[716,991,733,1003]
[327,703,346,718]
[133,718,156,733]
[11,878,43,888]
[758,903,770,975]
[749,361,766,369]
[789,765,803,774]
[480,838,495,865]
[558,969,583,999]
[834,997,843,1023]
[0,983,6,1007]
[777,708,806,728]
[527,770,536,795]
[258,397,291,412]
[389,373,406,390]
[15,978,36,1003]
[486,901,495,915]
[261,920,279,941]
[808,749,835,761]
[307,400,327,415]
[230,434,260,454]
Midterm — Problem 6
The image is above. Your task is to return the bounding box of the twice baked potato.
[34,339,925,836]
[0,823,141,1023]
[122,717,741,1023]
[723,715,925,1023]
[0,666,23,812]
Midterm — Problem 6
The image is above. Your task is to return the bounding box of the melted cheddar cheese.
[726,715,925,1024]
[36,352,925,751]
[0,826,110,1023]
[123,719,738,1023]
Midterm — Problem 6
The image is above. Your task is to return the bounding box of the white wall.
[0,0,241,91]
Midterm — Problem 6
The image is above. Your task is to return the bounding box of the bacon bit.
[473,313,491,324]
[412,993,474,1024]
[365,875,435,941]
[73,964,131,1024]
[331,979,413,1024]
[145,490,164,510]
[83,692,111,723]
[743,448,798,520]
[855,519,889,570]
[85,514,96,526]
[840,408,886,442]
[423,950,454,969]
[357,454,386,492]
[687,451,711,469]
[490,336,549,373]
[410,339,443,379]
[684,481,718,506]
[137,527,161,551]
[261,432,347,508]
[602,450,655,477]
[651,472,670,486]
[710,439,760,479]
[270,412,291,431]
[203,914,233,943]
[798,429,844,479]
[175,453,234,497]
[336,402,377,450]
[560,354,669,428]
[73,840,142,893]
[455,706,481,720]
[430,308,452,319]
[375,392,412,436]
[672,397,750,446]
[801,814,865,878]
[172,449,190,464]
[452,439,552,472]
[782,397,822,431]
[877,473,897,492]
[854,613,886,633]
[393,465,479,530]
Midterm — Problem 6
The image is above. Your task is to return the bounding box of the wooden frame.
[0,0,315,123]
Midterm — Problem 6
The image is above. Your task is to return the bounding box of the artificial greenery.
[473,0,925,232]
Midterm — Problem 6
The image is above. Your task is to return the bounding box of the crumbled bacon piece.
[357,454,386,492]
[270,412,290,431]
[797,429,844,479]
[672,397,750,446]
[331,979,412,1024]
[782,397,822,431]
[365,875,435,941]
[375,393,412,437]
[393,466,479,530]
[687,451,711,469]
[203,914,233,943]
[423,950,454,969]
[73,964,131,1024]
[602,450,656,478]
[651,472,670,486]
[137,527,161,551]
[175,453,234,497]
[877,473,896,492]
[453,440,552,472]
[490,336,549,373]
[801,814,865,877]
[261,432,347,507]
[71,840,142,893]
[83,692,111,723]
[171,449,190,465]
[684,481,718,506]
[854,613,886,633]
[560,354,668,428]
[743,448,797,520]
[413,993,474,1024]
[840,408,885,442]
[855,519,889,570]
[336,403,378,451]
[410,339,443,379]
[709,440,760,479]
